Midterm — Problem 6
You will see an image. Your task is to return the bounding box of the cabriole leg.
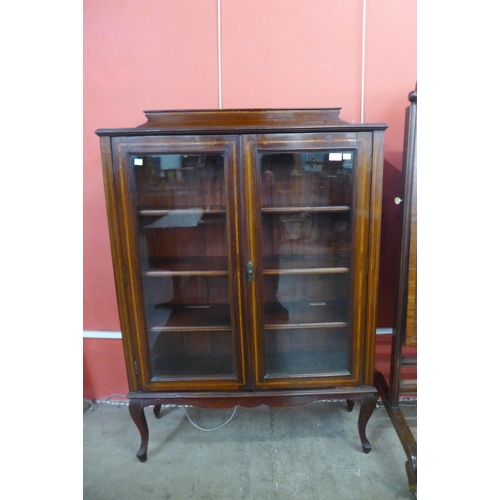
[153,404,162,419]
[129,399,149,462]
[358,393,377,454]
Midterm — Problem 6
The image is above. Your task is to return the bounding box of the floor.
[83,397,416,499]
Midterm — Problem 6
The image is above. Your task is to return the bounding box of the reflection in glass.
[260,151,354,207]
[133,154,225,210]
[263,274,350,326]
[138,213,228,273]
[261,212,350,269]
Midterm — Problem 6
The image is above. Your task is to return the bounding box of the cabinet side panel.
[405,106,417,348]
[363,130,385,384]
[405,164,417,348]
[99,136,138,392]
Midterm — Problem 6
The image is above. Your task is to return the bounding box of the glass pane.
[151,330,234,377]
[133,154,225,210]
[143,276,231,326]
[143,275,234,377]
[263,274,350,326]
[261,211,350,269]
[260,151,354,207]
[143,275,234,378]
[131,153,235,379]
[138,212,228,273]
[259,150,354,379]
[265,328,349,376]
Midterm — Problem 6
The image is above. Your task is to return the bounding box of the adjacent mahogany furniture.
[97,109,387,462]
[375,92,417,495]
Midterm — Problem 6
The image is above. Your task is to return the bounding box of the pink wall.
[84,0,220,331]
[83,0,416,399]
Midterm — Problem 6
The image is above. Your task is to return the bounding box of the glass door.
[113,136,246,391]
[245,134,371,389]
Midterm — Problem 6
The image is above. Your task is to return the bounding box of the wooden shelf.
[142,257,228,276]
[265,350,349,377]
[146,303,232,332]
[145,269,228,277]
[264,268,348,275]
[265,322,348,330]
[139,208,226,216]
[264,300,349,327]
[261,206,350,213]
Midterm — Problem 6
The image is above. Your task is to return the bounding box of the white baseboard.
[83,330,122,339]
[376,328,393,335]
[83,328,394,339]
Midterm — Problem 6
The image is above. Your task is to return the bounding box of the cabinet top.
[95,108,387,136]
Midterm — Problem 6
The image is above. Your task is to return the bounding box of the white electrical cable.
[184,406,238,431]
[88,396,243,428]
[94,394,129,407]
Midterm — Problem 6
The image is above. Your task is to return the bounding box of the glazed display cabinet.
[96,109,387,462]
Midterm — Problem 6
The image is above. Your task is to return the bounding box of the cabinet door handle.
[246,261,256,281]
